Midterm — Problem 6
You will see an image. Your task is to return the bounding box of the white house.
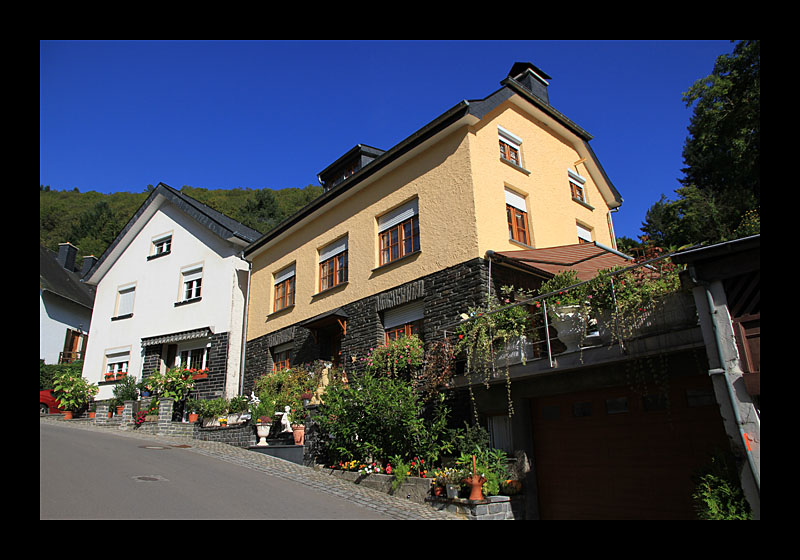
[40,243,96,365]
[81,183,261,402]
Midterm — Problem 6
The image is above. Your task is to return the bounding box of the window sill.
[111,313,133,321]
[312,281,348,299]
[500,157,530,175]
[572,197,595,211]
[147,251,171,261]
[175,297,202,307]
[267,304,295,319]
[508,238,536,250]
[372,250,421,273]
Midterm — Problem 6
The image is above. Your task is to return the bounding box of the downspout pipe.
[703,286,760,494]
[238,252,252,397]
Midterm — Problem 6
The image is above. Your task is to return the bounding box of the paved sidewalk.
[40,415,464,520]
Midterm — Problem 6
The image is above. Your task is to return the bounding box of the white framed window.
[152,234,172,256]
[104,349,130,379]
[181,266,203,301]
[115,284,135,318]
[177,346,208,370]
[498,126,523,167]
[568,169,588,203]
[577,222,593,244]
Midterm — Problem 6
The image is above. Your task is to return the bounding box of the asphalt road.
[40,421,393,520]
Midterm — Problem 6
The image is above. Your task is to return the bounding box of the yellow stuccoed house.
[241,62,624,389]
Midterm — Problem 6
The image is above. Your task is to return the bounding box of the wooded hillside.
[39,183,323,264]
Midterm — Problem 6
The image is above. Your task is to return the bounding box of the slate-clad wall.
[243,258,490,393]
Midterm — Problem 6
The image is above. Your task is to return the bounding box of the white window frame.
[498,126,523,167]
[116,284,136,317]
[568,169,588,203]
[577,222,593,243]
[152,234,172,256]
[177,347,208,370]
[181,266,203,301]
[105,349,130,376]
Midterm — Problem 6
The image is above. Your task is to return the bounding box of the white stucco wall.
[82,200,249,400]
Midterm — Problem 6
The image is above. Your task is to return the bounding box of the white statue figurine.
[280,405,292,433]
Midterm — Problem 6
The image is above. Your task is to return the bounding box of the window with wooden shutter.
[378,199,420,266]
[505,188,529,244]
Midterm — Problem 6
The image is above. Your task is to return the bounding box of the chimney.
[507,62,552,105]
[81,255,98,278]
[57,242,78,272]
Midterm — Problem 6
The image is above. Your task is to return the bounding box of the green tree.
[641,40,760,247]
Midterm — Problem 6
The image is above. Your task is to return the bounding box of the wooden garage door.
[531,374,729,519]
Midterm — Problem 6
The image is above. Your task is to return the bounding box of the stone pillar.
[95,403,109,424]
[158,398,174,432]
[121,400,135,428]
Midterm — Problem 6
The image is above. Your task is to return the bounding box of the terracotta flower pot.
[291,424,305,445]
[63,411,73,420]
[88,412,96,419]
[188,413,199,423]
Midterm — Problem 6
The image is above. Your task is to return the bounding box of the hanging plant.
[454,286,532,418]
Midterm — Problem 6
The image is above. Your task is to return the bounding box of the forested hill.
[39,183,323,264]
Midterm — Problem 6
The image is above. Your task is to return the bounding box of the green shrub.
[692,449,752,520]
[315,372,451,467]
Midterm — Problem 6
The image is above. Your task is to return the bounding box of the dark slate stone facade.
[140,331,230,401]
[243,258,491,394]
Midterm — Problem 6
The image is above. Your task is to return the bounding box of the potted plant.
[288,395,307,445]
[185,398,200,423]
[587,254,684,345]
[455,285,532,418]
[201,397,228,427]
[52,369,99,419]
[537,270,592,353]
[87,402,97,419]
[227,395,249,425]
[137,378,153,397]
[113,374,139,413]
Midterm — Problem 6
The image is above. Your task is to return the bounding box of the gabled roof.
[84,183,261,285]
[488,242,633,282]
[39,245,96,309]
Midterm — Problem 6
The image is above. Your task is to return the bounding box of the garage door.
[531,374,729,519]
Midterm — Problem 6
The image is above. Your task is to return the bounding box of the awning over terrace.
[487,242,633,281]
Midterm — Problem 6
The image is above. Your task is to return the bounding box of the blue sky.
[40,40,734,241]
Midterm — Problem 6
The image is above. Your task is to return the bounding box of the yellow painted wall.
[246,98,617,343]
[247,126,480,341]
[470,104,615,257]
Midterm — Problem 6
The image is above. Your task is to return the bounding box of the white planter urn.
[551,305,584,353]
[255,422,272,446]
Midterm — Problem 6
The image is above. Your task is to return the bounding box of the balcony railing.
[447,248,701,381]
[58,351,84,364]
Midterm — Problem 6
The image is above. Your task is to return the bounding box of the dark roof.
[39,245,96,309]
[245,63,622,258]
[84,183,261,283]
[489,242,632,281]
